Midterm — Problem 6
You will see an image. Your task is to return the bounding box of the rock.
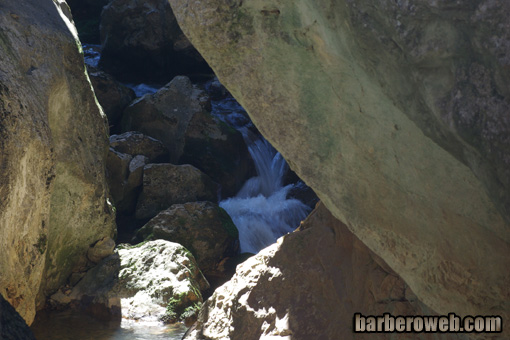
[87,237,116,264]
[169,0,510,322]
[0,294,37,340]
[286,181,319,209]
[180,111,254,198]
[136,164,219,220]
[121,76,209,162]
[184,203,465,340]
[98,0,209,82]
[110,132,169,163]
[136,202,239,278]
[0,0,115,324]
[87,66,136,132]
[49,253,121,319]
[49,240,210,324]
[106,148,147,214]
[115,240,209,324]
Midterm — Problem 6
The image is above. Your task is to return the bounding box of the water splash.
[210,89,311,254]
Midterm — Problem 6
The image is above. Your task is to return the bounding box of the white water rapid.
[211,90,311,254]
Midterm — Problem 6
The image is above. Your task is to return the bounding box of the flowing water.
[209,88,311,254]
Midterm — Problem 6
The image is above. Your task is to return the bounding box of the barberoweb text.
[354,313,502,333]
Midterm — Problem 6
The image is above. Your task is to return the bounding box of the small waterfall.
[212,93,311,254]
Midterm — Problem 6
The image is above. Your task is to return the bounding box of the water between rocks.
[31,309,187,340]
[33,55,310,338]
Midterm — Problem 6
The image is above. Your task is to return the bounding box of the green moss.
[160,292,202,324]
[218,207,239,239]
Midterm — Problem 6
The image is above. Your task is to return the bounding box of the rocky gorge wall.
[0,0,115,324]
[169,0,510,327]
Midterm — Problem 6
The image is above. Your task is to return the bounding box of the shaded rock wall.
[185,203,468,340]
[0,0,115,324]
[169,0,510,322]
[0,295,37,340]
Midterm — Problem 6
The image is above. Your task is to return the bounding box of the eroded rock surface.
[184,203,468,340]
[169,0,510,322]
[0,0,115,324]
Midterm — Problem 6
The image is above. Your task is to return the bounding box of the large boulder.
[136,164,219,219]
[99,0,209,82]
[184,203,466,340]
[49,240,209,324]
[169,0,510,323]
[136,202,239,277]
[121,76,209,162]
[0,0,115,324]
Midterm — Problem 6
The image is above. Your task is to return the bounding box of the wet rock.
[110,132,169,163]
[136,202,239,278]
[184,203,466,340]
[0,294,37,340]
[180,111,254,198]
[0,0,115,323]
[121,76,209,162]
[169,0,510,323]
[87,66,136,132]
[87,237,116,264]
[99,0,209,82]
[136,164,219,220]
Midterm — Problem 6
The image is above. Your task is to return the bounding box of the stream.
[31,49,310,339]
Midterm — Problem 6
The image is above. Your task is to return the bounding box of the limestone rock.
[114,240,209,323]
[184,204,467,340]
[87,66,136,132]
[180,111,254,198]
[0,294,37,340]
[121,76,209,162]
[136,202,239,277]
[136,164,219,220]
[169,0,510,322]
[0,0,115,324]
[110,132,169,163]
[99,0,209,82]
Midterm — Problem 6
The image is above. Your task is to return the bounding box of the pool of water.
[31,310,187,340]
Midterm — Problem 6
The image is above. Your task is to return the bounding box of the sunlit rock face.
[184,203,467,340]
[0,0,115,324]
[169,0,510,323]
